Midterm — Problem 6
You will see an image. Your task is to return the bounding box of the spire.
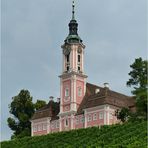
[72,0,75,20]
[64,0,83,43]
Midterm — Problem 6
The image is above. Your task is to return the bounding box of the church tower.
[59,1,87,131]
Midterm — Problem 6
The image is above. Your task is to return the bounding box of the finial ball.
[72,1,75,6]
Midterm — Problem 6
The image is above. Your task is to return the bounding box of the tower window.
[78,87,82,96]
[78,66,80,71]
[66,54,70,62]
[67,66,69,71]
[65,88,69,97]
[65,118,69,127]
[78,55,80,62]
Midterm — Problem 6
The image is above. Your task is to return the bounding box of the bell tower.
[59,1,87,131]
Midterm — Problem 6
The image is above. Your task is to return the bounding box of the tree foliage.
[34,100,46,111]
[7,90,46,139]
[115,107,130,122]
[127,57,147,118]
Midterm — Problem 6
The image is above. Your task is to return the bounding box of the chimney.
[49,96,54,101]
[57,98,60,103]
[95,88,100,94]
[104,83,109,89]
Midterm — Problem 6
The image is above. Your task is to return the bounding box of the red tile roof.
[77,83,135,114]
[31,100,60,120]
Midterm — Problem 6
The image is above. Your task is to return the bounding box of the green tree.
[115,107,130,122]
[7,90,47,139]
[34,100,46,111]
[127,57,147,118]
[7,90,34,139]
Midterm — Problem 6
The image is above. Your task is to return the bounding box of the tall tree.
[7,90,47,139]
[34,100,46,111]
[127,57,147,118]
[7,90,34,139]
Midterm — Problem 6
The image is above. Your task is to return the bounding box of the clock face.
[63,47,71,55]
[78,47,82,53]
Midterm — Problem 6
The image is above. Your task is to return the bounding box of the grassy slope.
[1,121,147,148]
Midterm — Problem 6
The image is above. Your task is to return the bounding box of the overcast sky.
[1,0,147,141]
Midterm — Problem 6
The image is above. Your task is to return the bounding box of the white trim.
[82,49,84,72]
[104,111,106,124]
[84,110,87,128]
[31,122,34,136]
[60,78,63,113]
[71,77,74,111]
[107,106,110,125]
[76,47,77,72]
[59,117,62,132]
[47,118,50,133]
[63,54,65,72]
[72,48,74,71]
[71,114,74,129]
[73,75,77,111]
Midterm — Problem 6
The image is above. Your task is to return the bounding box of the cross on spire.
[72,0,75,20]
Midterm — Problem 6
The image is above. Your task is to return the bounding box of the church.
[30,1,135,136]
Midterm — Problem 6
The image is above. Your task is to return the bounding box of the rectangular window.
[43,123,47,130]
[65,88,69,97]
[87,114,92,122]
[76,117,79,124]
[80,117,84,123]
[99,112,104,119]
[56,121,59,128]
[93,113,97,120]
[110,113,113,119]
[38,124,42,131]
[78,55,80,62]
[51,122,54,129]
[78,87,82,96]
[33,125,37,132]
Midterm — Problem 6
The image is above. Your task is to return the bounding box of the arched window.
[65,118,69,127]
